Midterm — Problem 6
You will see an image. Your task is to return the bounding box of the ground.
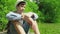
[0,22,60,34]
[30,22,60,34]
[38,23,60,34]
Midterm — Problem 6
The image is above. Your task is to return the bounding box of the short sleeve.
[32,13,38,20]
[28,12,38,20]
[6,12,22,21]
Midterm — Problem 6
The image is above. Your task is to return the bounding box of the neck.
[17,10,23,14]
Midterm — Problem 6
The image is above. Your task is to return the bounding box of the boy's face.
[17,4,26,13]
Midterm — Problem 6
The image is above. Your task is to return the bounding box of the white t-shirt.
[6,12,38,25]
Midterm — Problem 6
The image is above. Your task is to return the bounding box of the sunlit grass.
[38,23,60,34]
[30,22,60,34]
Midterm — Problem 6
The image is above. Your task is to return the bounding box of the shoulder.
[30,12,38,20]
[6,11,21,17]
[24,12,38,20]
[6,11,22,21]
[6,11,14,15]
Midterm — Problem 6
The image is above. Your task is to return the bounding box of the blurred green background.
[0,0,60,34]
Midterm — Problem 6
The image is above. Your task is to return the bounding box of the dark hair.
[17,1,26,6]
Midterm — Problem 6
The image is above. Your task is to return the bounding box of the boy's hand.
[22,14,32,25]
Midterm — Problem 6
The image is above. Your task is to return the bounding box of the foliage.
[38,0,60,23]
[0,0,16,31]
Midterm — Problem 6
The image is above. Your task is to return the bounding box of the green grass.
[30,22,60,34]
[38,23,60,34]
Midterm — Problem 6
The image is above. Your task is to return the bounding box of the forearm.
[25,18,40,34]
[32,21,40,34]
[23,17,40,34]
[6,12,26,34]
[12,21,26,34]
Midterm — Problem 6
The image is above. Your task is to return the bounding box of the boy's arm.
[31,20,40,34]
[12,20,26,34]
[6,12,26,34]
[23,15,40,34]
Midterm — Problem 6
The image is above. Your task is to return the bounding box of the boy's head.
[16,1,26,13]
[16,1,26,7]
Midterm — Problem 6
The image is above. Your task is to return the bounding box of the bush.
[0,0,16,31]
[38,0,60,23]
